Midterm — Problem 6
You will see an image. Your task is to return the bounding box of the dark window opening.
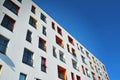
[29,16,37,28]
[58,65,67,80]
[26,30,32,43]
[76,75,81,80]
[31,5,36,14]
[67,44,70,52]
[71,72,75,80]
[41,57,46,72]
[91,72,97,80]
[41,13,46,23]
[22,48,33,66]
[86,51,91,59]
[86,68,90,78]
[81,65,85,75]
[1,14,15,32]
[42,26,46,36]
[80,46,84,54]
[81,55,87,65]
[19,73,26,80]
[0,65,3,72]
[72,48,76,57]
[18,0,22,3]
[57,27,62,35]
[68,36,74,45]
[3,0,20,15]
[0,35,9,54]
[53,46,57,58]
[56,36,64,48]
[39,37,46,51]
[52,22,55,30]
[72,59,79,70]
[89,61,94,70]
[59,50,65,63]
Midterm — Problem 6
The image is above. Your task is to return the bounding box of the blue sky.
[34,0,120,79]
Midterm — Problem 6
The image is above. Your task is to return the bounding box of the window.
[103,65,106,71]
[76,43,80,50]
[41,57,46,72]
[92,56,96,63]
[72,59,79,70]
[68,36,74,45]
[19,73,26,80]
[80,46,84,54]
[85,68,90,78]
[26,30,32,43]
[0,65,3,73]
[105,74,109,80]
[56,36,64,48]
[39,37,46,51]
[72,48,76,57]
[86,51,91,59]
[3,0,20,15]
[59,50,65,63]
[76,75,81,80]
[41,13,46,23]
[91,72,97,80]
[42,26,46,36]
[98,76,102,80]
[22,48,33,66]
[0,35,9,54]
[95,65,98,73]
[89,61,94,70]
[53,46,57,58]
[57,27,62,35]
[58,65,67,80]
[81,55,87,65]
[71,72,75,80]
[1,14,15,32]
[18,0,22,3]
[31,5,36,14]
[67,44,70,52]
[81,65,85,75]
[29,16,37,28]
[52,22,55,30]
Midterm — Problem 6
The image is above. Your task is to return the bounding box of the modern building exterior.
[0,0,109,80]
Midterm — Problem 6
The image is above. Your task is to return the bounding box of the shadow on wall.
[0,53,15,71]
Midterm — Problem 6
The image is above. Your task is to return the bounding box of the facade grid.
[0,0,109,80]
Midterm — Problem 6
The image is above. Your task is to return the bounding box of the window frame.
[57,27,62,35]
[26,30,32,43]
[29,16,37,29]
[42,26,46,36]
[0,35,9,54]
[40,13,46,23]
[59,50,65,63]
[53,46,57,58]
[38,37,46,52]
[1,14,16,32]
[55,35,64,48]
[41,57,47,72]
[52,22,55,30]
[19,73,26,80]
[68,36,74,45]
[31,5,36,14]
[3,0,20,15]
[22,48,33,66]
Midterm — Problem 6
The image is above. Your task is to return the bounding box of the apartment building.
[0,0,109,80]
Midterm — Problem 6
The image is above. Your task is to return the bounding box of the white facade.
[0,0,109,80]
